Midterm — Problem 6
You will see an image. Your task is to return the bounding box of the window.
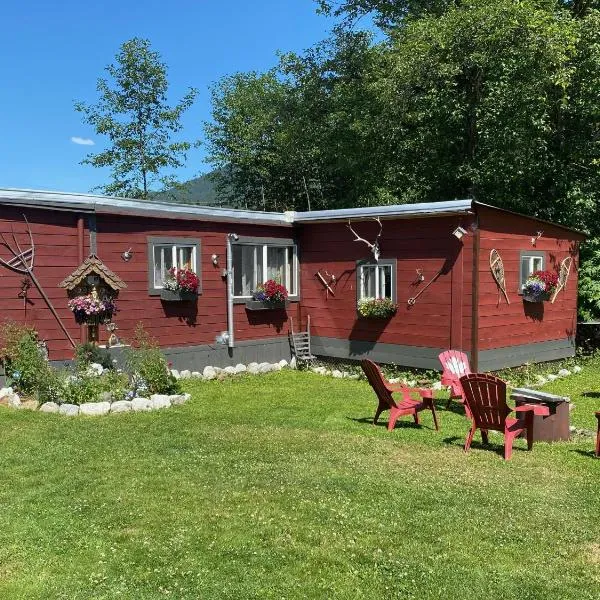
[147,237,201,295]
[357,259,397,302]
[519,251,545,293]
[232,237,298,301]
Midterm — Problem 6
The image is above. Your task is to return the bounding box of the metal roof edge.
[0,188,291,227]
[291,199,474,223]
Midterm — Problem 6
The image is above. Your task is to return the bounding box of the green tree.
[317,0,600,28]
[206,32,381,211]
[207,1,600,316]
[75,38,197,199]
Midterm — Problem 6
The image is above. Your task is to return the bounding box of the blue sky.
[0,1,338,193]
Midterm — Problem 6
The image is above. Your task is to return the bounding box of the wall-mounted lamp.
[228,233,239,241]
[415,269,425,283]
[531,231,543,246]
[452,226,468,240]
[211,254,219,266]
[121,248,133,262]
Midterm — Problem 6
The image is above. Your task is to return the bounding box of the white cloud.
[70,136,95,146]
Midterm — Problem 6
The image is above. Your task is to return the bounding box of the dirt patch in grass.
[583,542,600,565]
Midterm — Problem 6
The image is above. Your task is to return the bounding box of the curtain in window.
[379,265,392,299]
[177,246,194,270]
[233,245,260,296]
[267,247,287,285]
[154,245,174,288]
[361,265,377,298]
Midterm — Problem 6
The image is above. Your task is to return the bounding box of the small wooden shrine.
[59,255,127,344]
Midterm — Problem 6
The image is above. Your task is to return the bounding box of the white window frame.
[147,237,201,295]
[356,259,397,302]
[519,251,545,293]
[232,237,299,302]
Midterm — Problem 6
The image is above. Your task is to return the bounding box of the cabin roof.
[59,254,127,291]
[0,188,585,236]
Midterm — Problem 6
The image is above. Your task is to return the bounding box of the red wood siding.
[0,206,83,358]
[476,206,582,351]
[95,215,295,352]
[298,216,475,351]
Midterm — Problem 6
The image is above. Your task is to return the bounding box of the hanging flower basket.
[357,297,398,319]
[522,270,558,303]
[161,268,200,302]
[68,294,116,325]
[522,292,551,303]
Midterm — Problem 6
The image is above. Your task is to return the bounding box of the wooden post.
[450,242,464,350]
[77,216,86,344]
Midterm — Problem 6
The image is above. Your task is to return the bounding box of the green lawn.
[1,368,599,599]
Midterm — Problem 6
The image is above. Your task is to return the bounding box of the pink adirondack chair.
[361,359,439,432]
[596,410,600,457]
[439,350,471,409]
[459,373,549,460]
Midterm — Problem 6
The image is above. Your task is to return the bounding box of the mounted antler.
[347,217,383,262]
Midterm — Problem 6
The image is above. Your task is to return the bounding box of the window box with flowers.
[245,279,289,310]
[522,270,559,303]
[160,268,200,302]
[357,297,398,319]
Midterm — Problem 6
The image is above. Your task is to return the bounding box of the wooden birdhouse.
[59,255,127,344]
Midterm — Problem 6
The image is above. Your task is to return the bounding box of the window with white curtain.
[357,259,397,301]
[232,239,298,299]
[147,237,201,295]
[519,251,545,292]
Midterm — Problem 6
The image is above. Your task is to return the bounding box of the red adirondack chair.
[439,350,471,409]
[459,373,549,460]
[596,410,600,456]
[361,359,439,432]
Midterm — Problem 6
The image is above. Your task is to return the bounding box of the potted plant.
[160,268,199,301]
[245,279,289,310]
[522,270,559,303]
[68,293,117,324]
[357,297,398,319]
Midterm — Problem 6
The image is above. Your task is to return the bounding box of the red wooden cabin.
[0,189,584,372]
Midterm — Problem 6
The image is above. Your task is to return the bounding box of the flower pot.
[245,300,289,311]
[522,293,549,303]
[358,313,396,319]
[160,289,198,302]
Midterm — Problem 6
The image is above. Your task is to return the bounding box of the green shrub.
[0,321,51,397]
[54,369,130,405]
[74,342,114,371]
[125,324,180,395]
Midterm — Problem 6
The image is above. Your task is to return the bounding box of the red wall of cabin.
[1,202,582,366]
[298,215,475,352]
[0,206,297,361]
[0,206,84,359]
[476,206,582,351]
[94,214,295,353]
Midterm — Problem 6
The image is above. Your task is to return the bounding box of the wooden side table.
[511,388,570,443]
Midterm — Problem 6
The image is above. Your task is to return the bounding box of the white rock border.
[1,389,191,417]
[3,358,584,416]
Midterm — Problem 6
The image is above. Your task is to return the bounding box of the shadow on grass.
[436,399,468,418]
[573,449,599,459]
[347,416,435,430]
[442,434,519,458]
[581,391,600,398]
